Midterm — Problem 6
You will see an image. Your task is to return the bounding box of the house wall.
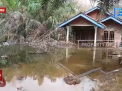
[68,17,93,25]
[68,17,95,43]
[98,20,122,47]
[67,10,109,26]
[86,10,109,21]
[67,16,103,43]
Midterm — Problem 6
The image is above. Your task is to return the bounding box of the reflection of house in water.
[58,7,122,48]
[102,49,113,59]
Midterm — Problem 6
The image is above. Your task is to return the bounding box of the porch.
[72,26,95,43]
[58,13,106,47]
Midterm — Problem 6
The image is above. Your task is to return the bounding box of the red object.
[0,77,6,87]
[0,70,2,81]
[0,70,6,87]
[0,7,6,13]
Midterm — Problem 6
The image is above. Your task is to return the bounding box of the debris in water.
[17,86,23,90]
[63,76,81,85]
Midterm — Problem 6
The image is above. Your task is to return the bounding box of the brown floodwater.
[0,58,98,91]
[59,48,121,75]
[0,47,122,91]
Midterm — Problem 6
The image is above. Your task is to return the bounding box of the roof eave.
[85,6,112,16]
[101,16,122,25]
[58,13,106,29]
[85,7,100,14]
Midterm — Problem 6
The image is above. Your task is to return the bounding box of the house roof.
[85,6,122,20]
[85,6,112,15]
[58,13,106,29]
[101,16,122,25]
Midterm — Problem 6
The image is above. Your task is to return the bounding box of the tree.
[0,0,78,43]
[90,0,121,22]
[92,0,121,12]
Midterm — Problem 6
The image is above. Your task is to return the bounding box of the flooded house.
[58,7,122,48]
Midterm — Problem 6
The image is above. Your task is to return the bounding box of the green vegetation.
[0,0,121,68]
[0,0,78,42]
[0,0,120,43]
[0,0,79,67]
[0,0,122,88]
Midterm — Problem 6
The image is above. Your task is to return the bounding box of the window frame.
[103,30,114,42]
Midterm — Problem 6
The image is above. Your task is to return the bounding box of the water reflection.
[1,47,122,91]
[0,76,98,91]
[60,48,121,75]
[0,45,41,67]
[2,61,69,84]
[92,47,96,66]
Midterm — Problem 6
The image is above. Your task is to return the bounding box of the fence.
[77,40,121,49]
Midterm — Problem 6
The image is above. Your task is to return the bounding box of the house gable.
[85,7,111,21]
[101,16,122,26]
[58,13,106,29]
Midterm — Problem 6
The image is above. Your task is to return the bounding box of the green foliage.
[0,0,21,11]
[0,0,78,43]
[0,0,76,29]
[0,59,7,65]
[0,0,78,67]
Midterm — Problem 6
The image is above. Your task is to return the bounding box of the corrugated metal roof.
[101,16,122,25]
[58,7,122,29]
[85,6,100,14]
[58,13,106,29]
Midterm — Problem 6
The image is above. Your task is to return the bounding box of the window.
[103,31,114,42]
[102,49,113,59]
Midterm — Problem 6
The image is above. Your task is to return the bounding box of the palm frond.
[92,0,121,12]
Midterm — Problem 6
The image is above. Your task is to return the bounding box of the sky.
[0,76,98,91]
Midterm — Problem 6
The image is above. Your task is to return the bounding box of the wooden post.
[92,47,96,66]
[74,32,76,43]
[94,26,98,47]
[93,26,97,66]
[66,47,69,62]
[78,40,79,49]
[66,26,70,42]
